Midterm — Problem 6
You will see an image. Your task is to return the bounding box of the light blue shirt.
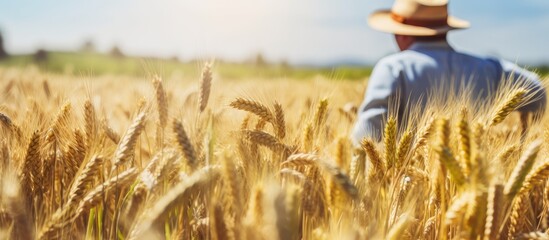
[352,41,546,145]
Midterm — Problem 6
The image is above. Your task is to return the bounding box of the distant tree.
[280,59,291,70]
[254,53,266,67]
[80,39,96,52]
[170,55,179,62]
[0,32,8,59]
[110,45,124,58]
[34,49,48,62]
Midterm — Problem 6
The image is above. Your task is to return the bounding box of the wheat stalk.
[473,122,485,150]
[49,102,72,142]
[65,155,104,210]
[40,168,137,239]
[361,138,385,177]
[396,129,413,169]
[199,63,212,112]
[243,129,291,157]
[0,112,22,141]
[222,156,243,223]
[484,184,503,240]
[349,148,365,183]
[102,118,121,144]
[423,216,437,239]
[321,161,358,199]
[496,145,517,163]
[437,118,450,148]
[491,89,526,126]
[230,98,274,124]
[112,112,147,169]
[302,123,314,152]
[19,130,42,200]
[84,100,97,150]
[387,214,412,240]
[74,167,137,217]
[128,166,219,239]
[445,192,472,226]
[274,101,286,140]
[435,145,466,186]
[507,193,528,240]
[281,153,318,168]
[415,117,434,150]
[152,76,168,127]
[504,140,542,199]
[211,203,235,240]
[3,171,34,240]
[313,98,328,132]
[245,184,265,226]
[458,108,472,175]
[516,231,549,240]
[518,160,549,195]
[384,116,397,170]
[173,119,196,170]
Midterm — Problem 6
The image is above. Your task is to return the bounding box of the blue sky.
[0,0,548,65]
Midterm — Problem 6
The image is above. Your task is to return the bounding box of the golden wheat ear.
[102,117,121,144]
[313,98,329,132]
[230,98,275,124]
[490,89,526,126]
[457,108,472,175]
[435,145,466,186]
[199,63,212,112]
[273,101,286,140]
[65,155,104,210]
[48,102,72,143]
[360,138,385,181]
[0,112,23,142]
[210,202,235,240]
[386,213,412,240]
[395,129,413,170]
[112,112,147,170]
[152,75,168,128]
[19,130,42,202]
[384,116,397,171]
[128,166,220,239]
[83,99,97,150]
[173,119,196,170]
[484,184,504,240]
[504,140,542,200]
[39,168,137,240]
[444,192,472,227]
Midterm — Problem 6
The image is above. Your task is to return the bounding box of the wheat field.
[0,65,548,240]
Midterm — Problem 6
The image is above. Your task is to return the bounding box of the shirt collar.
[408,41,453,51]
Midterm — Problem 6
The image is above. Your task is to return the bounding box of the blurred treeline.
[0,34,546,80]
[0,50,373,81]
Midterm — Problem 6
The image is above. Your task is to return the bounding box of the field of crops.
[0,64,548,240]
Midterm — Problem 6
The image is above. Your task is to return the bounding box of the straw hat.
[368,0,470,36]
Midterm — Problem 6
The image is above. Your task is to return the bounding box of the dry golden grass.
[0,65,548,240]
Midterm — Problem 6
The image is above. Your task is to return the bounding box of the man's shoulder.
[451,49,502,64]
[376,49,501,68]
[377,51,427,63]
[374,51,438,70]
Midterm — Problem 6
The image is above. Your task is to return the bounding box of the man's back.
[352,41,546,144]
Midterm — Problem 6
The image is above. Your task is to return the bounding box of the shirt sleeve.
[499,60,546,120]
[352,58,401,145]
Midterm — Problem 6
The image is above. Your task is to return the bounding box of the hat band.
[391,13,448,28]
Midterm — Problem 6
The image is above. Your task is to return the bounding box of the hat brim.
[368,10,470,36]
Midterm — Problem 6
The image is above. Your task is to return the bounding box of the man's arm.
[351,59,400,145]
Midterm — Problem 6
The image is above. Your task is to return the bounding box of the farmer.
[352,0,546,144]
